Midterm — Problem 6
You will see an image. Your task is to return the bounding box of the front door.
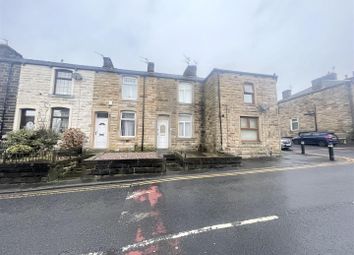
[157,117,169,149]
[94,112,108,149]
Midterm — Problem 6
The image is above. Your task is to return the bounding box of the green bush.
[6,144,33,155]
[60,128,85,150]
[5,128,59,151]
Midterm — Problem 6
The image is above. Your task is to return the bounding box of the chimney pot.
[183,65,197,77]
[147,62,154,72]
[282,89,292,100]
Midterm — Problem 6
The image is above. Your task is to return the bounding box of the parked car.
[292,132,339,146]
[281,137,292,150]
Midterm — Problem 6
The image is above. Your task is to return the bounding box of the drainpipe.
[141,76,146,151]
[217,72,223,151]
[0,62,14,139]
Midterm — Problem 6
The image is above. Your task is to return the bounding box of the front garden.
[0,128,91,184]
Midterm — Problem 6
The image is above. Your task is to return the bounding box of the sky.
[1,0,353,98]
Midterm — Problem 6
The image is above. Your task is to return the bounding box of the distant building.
[278,72,354,143]
[0,45,280,157]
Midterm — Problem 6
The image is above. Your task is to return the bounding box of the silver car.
[281,137,292,150]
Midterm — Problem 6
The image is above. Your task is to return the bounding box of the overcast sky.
[1,0,353,98]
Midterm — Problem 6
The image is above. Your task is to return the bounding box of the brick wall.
[278,82,354,141]
[14,64,95,145]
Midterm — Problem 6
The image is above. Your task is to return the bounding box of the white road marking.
[121,215,279,252]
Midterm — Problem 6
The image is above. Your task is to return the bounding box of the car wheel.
[318,141,327,147]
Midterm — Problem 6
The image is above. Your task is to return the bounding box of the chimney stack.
[282,89,292,100]
[311,72,337,90]
[147,62,154,72]
[102,57,114,69]
[0,44,22,59]
[183,65,197,77]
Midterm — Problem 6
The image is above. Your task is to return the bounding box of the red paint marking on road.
[124,185,181,255]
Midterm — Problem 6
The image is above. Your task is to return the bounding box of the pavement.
[0,145,354,254]
[0,147,342,194]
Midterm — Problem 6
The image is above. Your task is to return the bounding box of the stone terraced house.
[0,45,280,158]
[278,72,354,143]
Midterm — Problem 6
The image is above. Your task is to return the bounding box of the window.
[54,70,73,95]
[243,83,254,104]
[20,109,35,129]
[122,77,137,100]
[121,111,136,137]
[51,108,69,133]
[240,117,258,141]
[178,83,192,104]
[290,118,299,131]
[178,114,192,138]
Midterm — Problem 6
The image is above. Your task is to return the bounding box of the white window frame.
[178,83,192,104]
[122,76,138,100]
[290,117,299,131]
[178,114,193,138]
[120,111,136,137]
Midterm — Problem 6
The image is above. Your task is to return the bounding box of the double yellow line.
[0,160,349,200]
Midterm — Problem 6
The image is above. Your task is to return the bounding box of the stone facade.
[278,79,354,142]
[92,70,203,151]
[0,44,23,137]
[13,64,95,145]
[204,70,280,158]
[0,45,282,158]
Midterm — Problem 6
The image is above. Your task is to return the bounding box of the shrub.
[6,144,33,155]
[32,128,60,151]
[5,129,59,151]
[60,128,85,150]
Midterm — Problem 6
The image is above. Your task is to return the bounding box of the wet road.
[1,154,354,254]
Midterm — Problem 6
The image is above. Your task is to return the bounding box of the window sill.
[121,99,137,102]
[50,94,74,99]
[176,137,195,141]
[120,136,136,141]
[178,102,193,105]
[241,141,261,144]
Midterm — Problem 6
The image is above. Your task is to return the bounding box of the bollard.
[301,140,305,154]
[328,143,334,161]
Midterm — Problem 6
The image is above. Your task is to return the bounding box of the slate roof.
[278,80,351,103]
[0,57,277,83]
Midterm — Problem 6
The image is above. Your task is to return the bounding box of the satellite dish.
[72,72,83,81]
[258,103,269,113]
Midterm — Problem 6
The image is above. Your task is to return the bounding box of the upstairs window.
[122,77,138,100]
[243,83,254,104]
[240,117,258,141]
[178,114,192,138]
[290,118,299,131]
[20,109,35,130]
[51,108,70,133]
[178,83,192,104]
[54,70,73,95]
[121,111,136,137]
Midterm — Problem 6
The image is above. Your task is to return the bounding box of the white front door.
[94,112,108,149]
[157,117,169,149]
